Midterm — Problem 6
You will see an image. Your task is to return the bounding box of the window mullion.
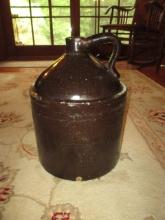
[29,0,35,45]
[97,0,100,34]
[48,0,54,45]
[70,0,80,36]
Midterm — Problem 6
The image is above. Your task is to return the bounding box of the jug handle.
[85,33,121,78]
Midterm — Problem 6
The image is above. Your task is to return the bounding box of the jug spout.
[66,37,87,54]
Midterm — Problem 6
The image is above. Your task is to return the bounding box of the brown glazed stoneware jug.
[30,33,127,181]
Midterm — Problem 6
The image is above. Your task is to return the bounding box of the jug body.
[30,34,127,180]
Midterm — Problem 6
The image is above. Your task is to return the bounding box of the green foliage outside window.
[10,0,135,45]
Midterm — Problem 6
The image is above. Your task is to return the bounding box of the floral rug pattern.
[120,69,165,169]
[0,65,165,220]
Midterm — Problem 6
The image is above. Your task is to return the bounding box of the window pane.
[100,7,109,16]
[10,0,29,6]
[80,0,95,6]
[31,0,48,6]
[100,0,118,7]
[52,7,70,16]
[32,7,49,17]
[120,0,135,7]
[80,0,97,36]
[11,7,30,17]
[99,17,110,33]
[100,17,110,26]
[12,18,33,45]
[53,18,71,45]
[51,0,70,6]
[80,7,96,16]
[100,0,119,17]
[33,18,51,45]
[80,18,96,37]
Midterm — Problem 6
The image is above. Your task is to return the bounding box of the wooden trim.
[97,0,100,34]
[29,0,35,45]
[0,0,15,58]
[0,16,6,60]
[94,1,97,34]
[14,45,65,57]
[71,0,80,36]
[48,0,54,45]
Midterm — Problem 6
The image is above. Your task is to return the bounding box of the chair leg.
[128,41,134,64]
[155,39,165,74]
[155,53,164,74]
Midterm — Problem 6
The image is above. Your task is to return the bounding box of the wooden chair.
[101,5,135,45]
[128,0,165,65]
[100,5,135,59]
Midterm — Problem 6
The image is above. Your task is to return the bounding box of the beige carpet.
[0,66,165,220]
[0,61,54,68]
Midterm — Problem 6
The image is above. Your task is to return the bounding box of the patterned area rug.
[0,66,165,220]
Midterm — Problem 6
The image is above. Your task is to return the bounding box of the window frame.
[1,0,131,59]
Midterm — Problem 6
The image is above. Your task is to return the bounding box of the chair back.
[105,5,135,25]
[145,0,165,32]
[128,0,165,65]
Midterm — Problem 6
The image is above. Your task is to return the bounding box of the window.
[80,0,119,37]
[80,0,135,37]
[1,0,136,58]
[10,0,71,46]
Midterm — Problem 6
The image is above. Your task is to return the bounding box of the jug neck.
[66,37,87,54]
